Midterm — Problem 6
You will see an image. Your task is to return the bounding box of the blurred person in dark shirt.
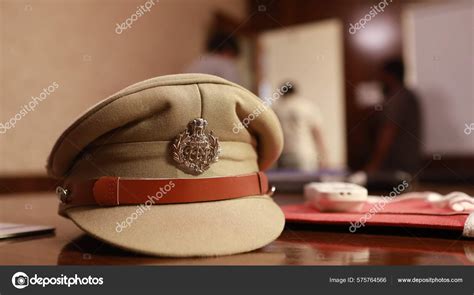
[365,58,422,174]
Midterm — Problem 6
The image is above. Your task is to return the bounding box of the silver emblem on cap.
[172,118,221,174]
[56,186,71,203]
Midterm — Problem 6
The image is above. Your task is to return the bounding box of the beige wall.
[259,19,346,168]
[0,0,246,175]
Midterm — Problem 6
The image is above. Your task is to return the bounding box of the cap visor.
[66,195,285,257]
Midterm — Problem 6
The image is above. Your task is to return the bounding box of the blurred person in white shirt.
[272,83,328,171]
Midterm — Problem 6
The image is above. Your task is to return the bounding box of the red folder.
[282,198,473,237]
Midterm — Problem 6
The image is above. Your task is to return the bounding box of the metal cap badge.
[172,118,221,174]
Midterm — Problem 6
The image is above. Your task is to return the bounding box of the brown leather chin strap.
[61,172,271,206]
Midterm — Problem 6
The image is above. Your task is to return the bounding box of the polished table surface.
[1,187,474,265]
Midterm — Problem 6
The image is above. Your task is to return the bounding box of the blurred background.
[0,0,473,193]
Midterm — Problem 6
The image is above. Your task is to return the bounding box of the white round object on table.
[304,182,368,212]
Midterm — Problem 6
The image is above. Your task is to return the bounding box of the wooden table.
[1,189,473,265]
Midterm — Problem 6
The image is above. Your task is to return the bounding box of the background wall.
[259,19,346,168]
[247,0,404,170]
[403,1,474,155]
[0,0,246,175]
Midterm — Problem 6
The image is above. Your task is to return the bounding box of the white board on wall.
[403,1,474,155]
[258,19,346,168]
